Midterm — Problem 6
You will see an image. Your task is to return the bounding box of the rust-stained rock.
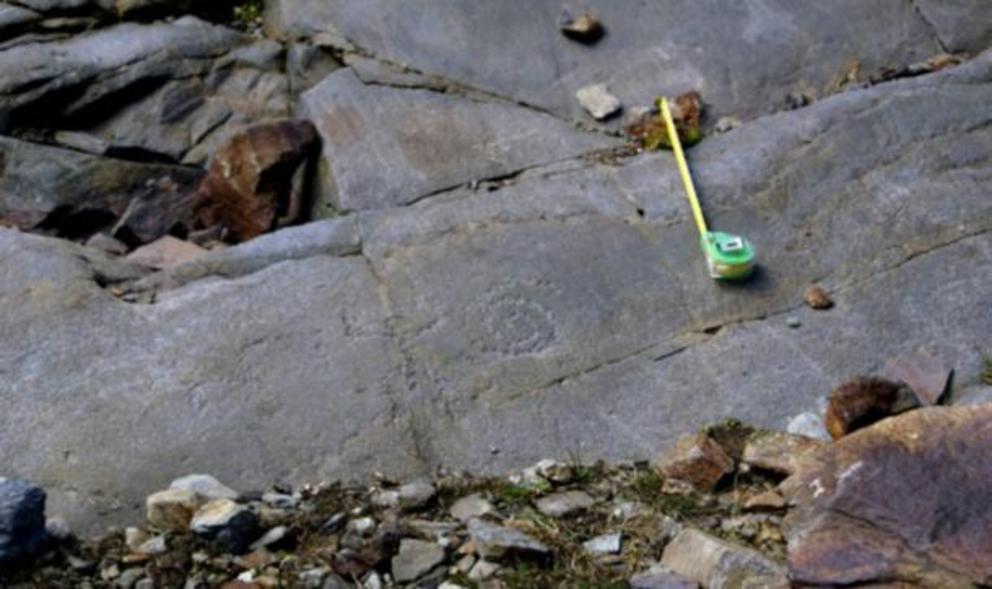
[742,431,825,476]
[803,285,833,310]
[192,120,319,243]
[652,434,734,493]
[783,405,992,588]
[824,376,919,440]
[884,352,951,406]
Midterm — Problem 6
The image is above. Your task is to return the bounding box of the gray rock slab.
[0,136,203,233]
[267,0,965,125]
[0,18,288,163]
[3,52,992,531]
[0,229,416,531]
[298,68,618,214]
[915,0,992,53]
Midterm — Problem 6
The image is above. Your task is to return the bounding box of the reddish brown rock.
[651,434,735,493]
[742,431,825,476]
[192,120,319,243]
[783,405,992,588]
[803,285,833,310]
[824,376,919,440]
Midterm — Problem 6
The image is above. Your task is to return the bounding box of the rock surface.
[783,405,992,587]
[298,68,616,214]
[0,1,990,532]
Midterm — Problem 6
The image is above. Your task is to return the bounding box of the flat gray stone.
[297,68,617,214]
[391,538,446,583]
[583,532,622,555]
[661,529,787,589]
[467,519,549,561]
[534,490,595,518]
[265,0,975,125]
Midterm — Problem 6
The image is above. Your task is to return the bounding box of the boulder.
[192,120,319,242]
[824,377,920,439]
[0,479,46,563]
[783,405,992,587]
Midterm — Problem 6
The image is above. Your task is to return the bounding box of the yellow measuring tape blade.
[660,97,708,237]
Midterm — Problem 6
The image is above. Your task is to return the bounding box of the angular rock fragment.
[125,236,207,269]
[783,405,992,587]
[582,532,621,555]
[190,499,260,554]
[884,352,951,406]
[169,474,239,502]
[467,519,549,561]
[741,431,825,476]
[146,489,198,533]
[450,494,496,523]
[576,83,622,120]
[0,479,46,563]
[661,528,788,589]
[192,120,319,243]
[824,376,920,439]
[652,434,734,493]
[391,538,446,583]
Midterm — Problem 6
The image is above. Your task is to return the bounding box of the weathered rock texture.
[0,1,991,531]
[192,119,319,242]
[783,405,992,587]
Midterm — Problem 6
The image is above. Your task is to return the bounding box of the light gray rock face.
[265,0,974,125]
[0,18,288,164]
[2,37,992,535]
[298,68,617,214]
[915,0,992,53]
